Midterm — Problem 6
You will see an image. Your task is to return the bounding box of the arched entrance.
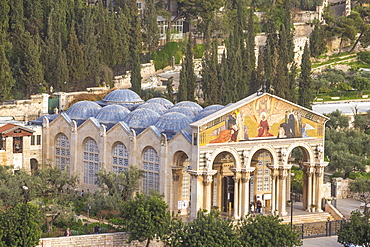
[30,158,38,175]
[288,146,311,211]
[250,149,273,214]
[211,151,236,214]
[172,151,191,215]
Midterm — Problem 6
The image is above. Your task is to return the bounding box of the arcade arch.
[171,151,191,215]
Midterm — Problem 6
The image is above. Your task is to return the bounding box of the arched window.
[55,134,70,171]
[142,147,159,194]
[83,138,100,184]
[256,150,271,192]
[112,142,128,173]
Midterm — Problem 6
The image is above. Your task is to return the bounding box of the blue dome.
[136,103,167,115]
[95,105,130,123]
[103,89,144,104]
[193,109,218,122]
[154,112,192,132]
[174,101,203,114]
[200,104,224,113]
[66,101,102,120]
[166,107,196,119]
[146,98,174,109]
[123,108,160,129]
[118,103,142,111]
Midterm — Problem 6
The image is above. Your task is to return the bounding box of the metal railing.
[294,220,344,239]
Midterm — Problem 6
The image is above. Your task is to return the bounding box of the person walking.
[64,228,70,237]
[256,200,263,215]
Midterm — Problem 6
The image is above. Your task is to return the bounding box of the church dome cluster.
[45,89,224,138]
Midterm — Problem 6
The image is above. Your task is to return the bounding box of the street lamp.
[22,185,29,247]
[290,173,295,228]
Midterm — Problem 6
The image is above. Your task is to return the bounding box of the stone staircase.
[280,212,335,224]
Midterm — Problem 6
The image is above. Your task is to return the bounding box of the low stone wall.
[36,232,164,247]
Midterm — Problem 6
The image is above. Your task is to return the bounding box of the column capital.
[279,168,289,180]
[203,174,213,186]
[171,166,183,182]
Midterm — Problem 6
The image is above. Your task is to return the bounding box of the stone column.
[188,171,203,219]
[306,168,313,211]
[203,174,214,212]
[270,169,278,216]
[315,163,328,211]
[279,168,288,216]
[241,177,250,217]
[171,167,182,212]
[230,168,243,219]
[233,176,240,219]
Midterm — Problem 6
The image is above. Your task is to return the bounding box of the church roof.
[66,101,102,120]
[146,97,174,109]
[136,103,167,115]
[103,89,144,104]
[95,105,130,123]
[123,108,160,129]
[166,107,196,119]
[173,101,203,114]
[154,112,192,133]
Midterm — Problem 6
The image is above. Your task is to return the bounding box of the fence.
[294,220,344,239]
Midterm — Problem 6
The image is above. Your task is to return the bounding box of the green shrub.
[358,52,370,64]
[152,42,182,70]
[194,44,205,59]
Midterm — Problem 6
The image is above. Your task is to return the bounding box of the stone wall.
[36,232,164,247]
[333,178,351,199]
[322,178,351,200]
[0,94,49,121]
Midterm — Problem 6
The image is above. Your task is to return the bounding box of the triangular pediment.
[191,93,329,146]
[0,123,35,137]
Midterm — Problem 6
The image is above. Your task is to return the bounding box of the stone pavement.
[335,198,363,218]
[302,236,342,247]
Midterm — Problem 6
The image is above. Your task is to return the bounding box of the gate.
[48,96,59,114]
[295,220,344,239]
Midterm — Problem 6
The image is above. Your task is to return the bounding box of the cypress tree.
[165,76,174,103]
[66,20,85,89]
[286,62,297,103]
[184,33,196,101]
[123,0,142,95]
[142,0,159,59]
[218,50,227,104]
[0,0,15,100]
[20,32,45,97]
[298,42,314,109]
[96,0,117,70]
[310,23,326,58]
[274,24,289,98]
[247,3,257,95]
[202,40,219,105]
[255,47,265,93]
[264,16,278,92]
[80,7,100,88]
[114,9,129,75]
[178,59,188,102]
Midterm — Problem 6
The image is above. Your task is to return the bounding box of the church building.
[42,89,329,219]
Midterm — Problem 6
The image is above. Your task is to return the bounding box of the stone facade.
[36,232,164,247]
[42,90,330,219]
[0,123,42,172]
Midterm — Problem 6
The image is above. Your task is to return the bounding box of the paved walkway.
[302,236,342,247]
